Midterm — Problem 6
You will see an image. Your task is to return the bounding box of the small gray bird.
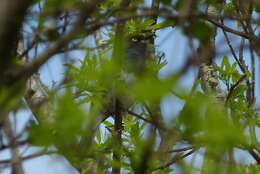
[124,38,147,75]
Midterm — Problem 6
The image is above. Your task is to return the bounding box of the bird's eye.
[131,38,138,42]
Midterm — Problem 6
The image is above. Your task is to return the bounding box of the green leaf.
[184,20,213,45]
[103,120,113,127]
[221,56,231,70]
[96,128,102,143]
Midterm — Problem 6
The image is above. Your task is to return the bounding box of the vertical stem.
[94,31,104,57]
[111,1,131,173]
[247,2,255,103]
[150,0,159,41]
[250,44,255,102]
[112,99,123,174]
[151,0,159,25]
[200,2,224,172]
[2,112,24,174]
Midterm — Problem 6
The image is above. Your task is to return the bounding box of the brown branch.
[127,110,153,124]
[94,12,255,41]
[233,1,260,57]
[237,34,255,105]
[8,0,105,85]
[144,104,166,132]
[111,1,131,173]
[8,9,255,84]
[2,112,24,174]
[94,31,105,56]
[149,0,160,56]
[207,19,252,39]
[153,148,197,171]
[239,38,246,66]
[221,18,255,106]
[112,99,123,174]
[249,44,256,102]
[0,140,28,151]
[18,36,40,59]
[0,151,55,164]
[221,19,246,73]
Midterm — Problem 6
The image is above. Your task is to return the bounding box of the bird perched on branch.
[120,33,154,85]
[124,37,147,75]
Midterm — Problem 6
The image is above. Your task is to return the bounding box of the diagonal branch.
[7,0,105,85]
[127,110,153,124]
[226,74,247,102]
[0,150,55,164]
[207,19,252,39]
[153,148,198,171]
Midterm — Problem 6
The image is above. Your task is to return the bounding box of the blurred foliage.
[1,0,259,174]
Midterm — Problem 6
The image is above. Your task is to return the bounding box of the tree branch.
[127,110,153,124]
[0,150,55,164]
[226,74,247,102]
[2,112,24,174]
[153,148,197,171]
[7,0,105,85]
[0,0,31,77]
[207,19,253,39]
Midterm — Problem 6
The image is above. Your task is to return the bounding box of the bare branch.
[0,150,55,164]
[3,112,24,174]
[8,0,105,85]
[153,148,197,171]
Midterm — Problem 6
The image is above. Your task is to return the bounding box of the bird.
[124,37,147,75]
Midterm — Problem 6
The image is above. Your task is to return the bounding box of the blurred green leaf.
[184,20,213,45]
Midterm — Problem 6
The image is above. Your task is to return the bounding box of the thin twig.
[153,148,197,171]
[226,74,247,102]
[166,146,194,153]
[221,19,245,73]
[249,44,255,101]
[3,112,24,174]
[127,110,153,124]
[0,140,28,151]
[12,12,256,83]
[0,151,55,164]
[207,19,252,39]
[9,0,105,85]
